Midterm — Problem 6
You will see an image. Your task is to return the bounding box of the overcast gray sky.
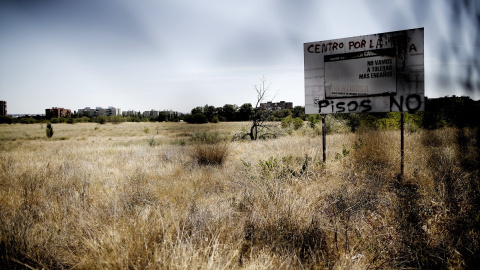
[1,0,479,114]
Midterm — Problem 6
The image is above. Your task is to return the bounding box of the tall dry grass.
[0,123,478,269]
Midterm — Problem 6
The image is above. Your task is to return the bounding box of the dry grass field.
[1,122,479,269]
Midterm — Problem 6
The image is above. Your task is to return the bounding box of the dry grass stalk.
[0,123,478,269]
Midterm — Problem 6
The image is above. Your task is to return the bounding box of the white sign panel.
[304,28,424,114]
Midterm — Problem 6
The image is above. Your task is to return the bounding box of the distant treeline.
[1,96,479,130]
[183,104,306,123]
[0,111,184,125]
[182,96,480,130]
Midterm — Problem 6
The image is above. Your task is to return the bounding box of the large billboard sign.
[304,28,424,114]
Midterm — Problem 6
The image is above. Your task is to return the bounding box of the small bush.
[281,116,294,128]
[325,115,350,134]
[190,131,229,166]
[307,114,320,129]
[191,143,229,166]
[190,130,224,144]
[49,117,61,124]
[108,115,124,124]
[293,117,304,130]
[78,116,91,123]
[45,123,54,138]
[173,138,186,146]
[147,136,156,147]
[97,116,107,125]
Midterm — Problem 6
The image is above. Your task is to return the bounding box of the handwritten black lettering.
[318,94,422,114]
[307,42,345,53]
[336,102,346,113]
[360,100,372,112]
[409,43,417,52]
[359,73,369,79]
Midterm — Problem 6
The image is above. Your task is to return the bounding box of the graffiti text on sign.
[318,99,372,113]
[307,39,418,54]
[306,39,403,54]
[307,42,344,54]
[317,94,422,114]
[390,94,422,113]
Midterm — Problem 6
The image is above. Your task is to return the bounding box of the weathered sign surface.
[304,28,424,114]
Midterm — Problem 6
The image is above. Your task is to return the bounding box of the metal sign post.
[400,111,405,179]
[322,114,326,163]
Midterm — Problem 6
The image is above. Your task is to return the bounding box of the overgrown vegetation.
[0,97,479,268]
[3,96,479,131]
[189,131,229,166]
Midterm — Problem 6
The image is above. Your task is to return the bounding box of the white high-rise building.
[78,106,121,117]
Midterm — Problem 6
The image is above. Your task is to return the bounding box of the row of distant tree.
[184,96,480,130]
[184,103,306,124]
[1,96,479,130]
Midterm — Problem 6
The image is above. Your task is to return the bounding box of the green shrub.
[147,136,156,147]
[212,116,219,123]
[108,115,125,124]
[49,117,60,124]
[281,115,293,128]
[293,117,304,130]
[45,123,54,138]
[346,113,361,132]
[18,117,38,124]
[190,130,224,144]
[97,116,107,125]
[307,114,320,129]
[375,117,399,130]
[325,115,350,134]
[78,116,91,123]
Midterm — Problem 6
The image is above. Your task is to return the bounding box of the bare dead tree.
[247,76,279,140]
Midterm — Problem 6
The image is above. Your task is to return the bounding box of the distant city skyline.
[1,0,479,115]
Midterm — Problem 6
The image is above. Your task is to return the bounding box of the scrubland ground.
[0,122,479,269]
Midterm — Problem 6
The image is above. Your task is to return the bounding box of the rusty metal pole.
[322,114,326,163]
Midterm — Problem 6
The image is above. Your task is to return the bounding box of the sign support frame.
[400,111,405,179]
[305,28,424,177]
[322,115,326,163]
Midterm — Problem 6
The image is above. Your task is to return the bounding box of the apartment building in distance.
[45,107,72,118]
[122,110,140,117]
[78,106,121,117]
[144,110,160,118]
[0,101,6,116]
[259,101,293,111]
